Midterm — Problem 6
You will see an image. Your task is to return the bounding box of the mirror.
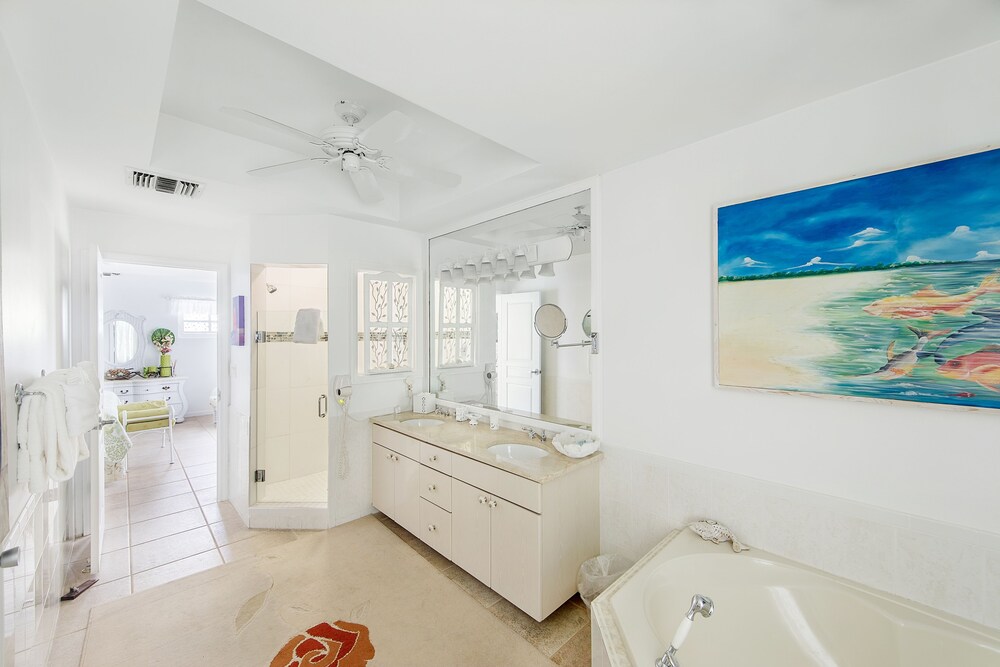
[534,304,567,340]
[428,190,592,427]
[582,309,592,337]
[104,310,146,371]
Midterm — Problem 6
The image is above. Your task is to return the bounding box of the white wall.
[598,42,1000,624]
[0,33,70,666]
[103,272,218,415]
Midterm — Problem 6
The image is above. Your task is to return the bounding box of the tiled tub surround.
[599,444,1000,631]
[370,413,602,621]
[592,529,1000,666]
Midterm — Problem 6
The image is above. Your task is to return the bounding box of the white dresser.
[105,376,189,422]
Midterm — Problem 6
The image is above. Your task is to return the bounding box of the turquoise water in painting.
[799,260,1000,409]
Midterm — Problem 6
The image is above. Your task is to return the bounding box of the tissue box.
[413,392,436,414]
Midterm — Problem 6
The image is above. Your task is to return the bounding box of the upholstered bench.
[118,400,175,464]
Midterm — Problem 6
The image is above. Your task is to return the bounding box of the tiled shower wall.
[600,444,1000,630]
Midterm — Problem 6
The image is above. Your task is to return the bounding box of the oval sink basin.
[402,418,445,427]
[488,444,548,460]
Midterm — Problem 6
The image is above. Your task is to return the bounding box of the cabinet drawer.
[418,498,451,559]
[142,383,177,393]
[372,425,421,460]
[419,465,452,511]
[420,442,452,475]
[452,455,541,514]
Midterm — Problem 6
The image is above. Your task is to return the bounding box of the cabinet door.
[394,454,421,536]
[451,479,492,587]
[371,443,395,518]
[490,498,542,620]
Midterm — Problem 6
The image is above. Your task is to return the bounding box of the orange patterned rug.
[271,621,375,667]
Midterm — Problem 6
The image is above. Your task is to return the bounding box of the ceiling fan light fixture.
[341,152,361,172]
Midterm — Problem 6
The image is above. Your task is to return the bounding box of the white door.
[490,497,542,620]
[496,292,541,414]
[451,479,492,586]
[89,245,105,576]
[371,443,395,518]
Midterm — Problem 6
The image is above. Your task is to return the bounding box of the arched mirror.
[104,310,146,370]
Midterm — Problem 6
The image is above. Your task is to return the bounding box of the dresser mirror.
[104,310,146,370]
[428,190,592,428]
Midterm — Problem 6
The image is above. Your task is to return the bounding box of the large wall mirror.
[428,190,592,427]
[104,310,146,370]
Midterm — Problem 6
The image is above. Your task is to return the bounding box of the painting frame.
[713,145,1000,412]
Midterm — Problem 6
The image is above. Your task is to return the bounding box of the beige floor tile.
[551,622,591,666]
[219,530,297,563]
[130,526,217,573]
[104,505,129,529]
[55,576,132,637]
[127,468,188,490]
[200,501,241,525]
[128,479,192,506]
[208,517,265,547]
[189,475,216,491]
[184,462,216,479]
[104,492,128,510]
[48,628,86,667]
[195,486,218,506]
[101,525,129,554]
[130,508,207,546]
[407,537,452,571]
[126,460,176,477]
[129,492,199,523]
[96,547,131,583]
[445,565,502,607]
[132,550,224,593]
[105,479,128,496]
[488,597,589,657]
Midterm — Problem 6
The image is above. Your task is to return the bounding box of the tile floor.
[373,512,592,666]
[52,415,302,666]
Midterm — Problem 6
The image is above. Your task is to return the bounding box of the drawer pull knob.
[478,496,488,504]
[429,455,438,462]
[488,500,497,509]
[162,386,170,390]
[427,484,436,492]
[386,454,392,460]
[427,524,436,532]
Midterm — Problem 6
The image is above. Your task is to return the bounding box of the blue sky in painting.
[717,148,1000,277]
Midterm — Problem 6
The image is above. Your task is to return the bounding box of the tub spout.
[654,594,714,667]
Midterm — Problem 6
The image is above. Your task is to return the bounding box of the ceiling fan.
[519,205,592,240]
[223,100,461,204]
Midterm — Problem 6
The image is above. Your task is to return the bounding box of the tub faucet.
[522,427,547,442]
[655,594,714,667]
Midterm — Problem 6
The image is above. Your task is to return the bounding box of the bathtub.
[591,529,1000,666]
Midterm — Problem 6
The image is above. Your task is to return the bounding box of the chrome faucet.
[522,427,547,442]
[655,594,714,667]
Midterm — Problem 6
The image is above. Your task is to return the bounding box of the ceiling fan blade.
[222,107,325,146]
[359,110,415,147]
[379,155,461,188]
[247,157,333,176]
[347,167,384,204]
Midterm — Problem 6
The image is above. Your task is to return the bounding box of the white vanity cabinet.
[371,422,600,622]
[104,376,189,422]
[371,443,420,536]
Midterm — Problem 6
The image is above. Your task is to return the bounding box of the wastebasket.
[578,554,634,609]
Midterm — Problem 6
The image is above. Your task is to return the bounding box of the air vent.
[129,169,203,198]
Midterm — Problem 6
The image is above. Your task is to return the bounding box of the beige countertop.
[370,411,602,484]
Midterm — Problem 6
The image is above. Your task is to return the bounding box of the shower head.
[265,283,278,294]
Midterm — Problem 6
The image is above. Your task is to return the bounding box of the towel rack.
[14,379,115,430]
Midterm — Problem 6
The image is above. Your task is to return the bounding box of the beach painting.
[717,147,1000,410]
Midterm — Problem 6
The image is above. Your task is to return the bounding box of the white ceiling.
[103,261,217,284]
[3,0,999,232]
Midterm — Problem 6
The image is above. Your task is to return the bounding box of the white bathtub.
[592,529,1000,666]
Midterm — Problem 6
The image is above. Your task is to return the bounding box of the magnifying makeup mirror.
[534,303,568,341]
[582,309,592,338]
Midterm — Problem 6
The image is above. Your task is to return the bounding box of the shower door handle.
[318,394,328,418]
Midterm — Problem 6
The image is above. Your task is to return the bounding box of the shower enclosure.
[251,265,329,506]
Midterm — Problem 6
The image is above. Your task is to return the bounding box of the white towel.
[48,366,99,436]
[292,308,323,344]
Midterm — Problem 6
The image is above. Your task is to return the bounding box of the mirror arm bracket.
[551,332,599,354]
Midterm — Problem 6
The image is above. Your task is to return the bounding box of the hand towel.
[292,308,323,344]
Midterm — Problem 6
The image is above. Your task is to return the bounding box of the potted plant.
[151,328,176,377]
